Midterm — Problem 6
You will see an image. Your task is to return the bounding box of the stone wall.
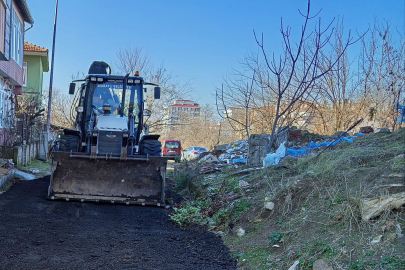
[247,134,269,166]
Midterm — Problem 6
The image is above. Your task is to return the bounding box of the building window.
[23,62,27,86]
[10,5,23,66]
[0,79,13,128]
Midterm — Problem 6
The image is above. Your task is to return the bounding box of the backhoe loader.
[48,61,167,206]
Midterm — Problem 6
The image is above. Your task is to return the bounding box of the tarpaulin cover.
[286,133,364,157]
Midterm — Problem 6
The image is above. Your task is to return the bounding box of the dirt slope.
[0,177,237,270]
[171,128,405,269]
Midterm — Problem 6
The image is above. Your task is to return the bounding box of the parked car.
[181,146,208,161]
[162,139,182,160]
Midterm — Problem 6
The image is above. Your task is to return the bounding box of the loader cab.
[90,79,140,124]
[67,61,162,156]
[69,74,146,152]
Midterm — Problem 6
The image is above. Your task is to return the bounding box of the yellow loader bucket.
[48,152,167,206]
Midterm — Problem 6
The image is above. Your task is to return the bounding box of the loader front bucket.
[48,152,167,206]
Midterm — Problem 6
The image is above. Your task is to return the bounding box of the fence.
[0,113,48,166]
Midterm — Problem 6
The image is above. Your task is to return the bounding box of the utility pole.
[46,0,59,135]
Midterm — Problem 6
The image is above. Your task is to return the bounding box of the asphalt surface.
[0,176,237,270]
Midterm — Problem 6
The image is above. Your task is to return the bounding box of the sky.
[25,0,404,107]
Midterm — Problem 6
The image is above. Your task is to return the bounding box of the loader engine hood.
[95,114,128,131]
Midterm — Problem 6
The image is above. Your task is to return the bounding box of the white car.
[181,146,208,161]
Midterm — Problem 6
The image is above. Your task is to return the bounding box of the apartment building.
[166,99,200,126]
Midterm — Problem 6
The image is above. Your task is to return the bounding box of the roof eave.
[15,0,34,24]
[24,51,48,56]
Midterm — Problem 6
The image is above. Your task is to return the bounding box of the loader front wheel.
[140,139,161,156]
[59,134,80,152]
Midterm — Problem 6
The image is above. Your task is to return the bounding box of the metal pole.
[46,0,59,135]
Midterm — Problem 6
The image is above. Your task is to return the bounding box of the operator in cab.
[92,88,118,114]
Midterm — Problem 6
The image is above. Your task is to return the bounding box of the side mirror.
[69,83,75,95]
[154,87,161,99]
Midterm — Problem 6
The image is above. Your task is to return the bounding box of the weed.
[232,198,252,218]
[348,259,367,270]
[348,257,390,270]
[379,256,405,270]
[319,226,327,233]
[390,157,405,171]
[299,257,316,270]
[268,230,283,243]
[232,251,244,259]
[169,203,206,226]
[232,247,269,270]
[174,171,197,194]
[315,242,334,256]
[364,249,373,256]
[274,216,285,224]
[296,240,336,269]
[225,176,244,194]
[0,178,16,192]
[211,208,231,227]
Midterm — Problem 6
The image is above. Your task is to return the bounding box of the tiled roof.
[24,41,48,53]
[171,104,199,108]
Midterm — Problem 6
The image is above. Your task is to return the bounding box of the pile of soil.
[0,176,237,270]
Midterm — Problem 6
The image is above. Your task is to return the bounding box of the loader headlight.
[127,79,134,84]
[97,77,103,82]
[90,77,97,82]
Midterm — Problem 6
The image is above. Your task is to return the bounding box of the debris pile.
[195,126,377,174]
[217,140,248,164]
[198,140,249,174]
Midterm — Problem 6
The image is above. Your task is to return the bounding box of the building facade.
[166,99,200,126]
[0,0,33,145]
[23,41,49,95]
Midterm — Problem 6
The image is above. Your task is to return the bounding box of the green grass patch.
[232,246,270,270]
[232,198,252,218]
[16,158,51,174]
[169,202,206,226]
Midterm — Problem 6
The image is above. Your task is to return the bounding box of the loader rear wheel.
[140,139,161,156]
[59,134,80,152]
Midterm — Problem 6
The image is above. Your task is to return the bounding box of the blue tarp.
[286,133,364,156]
[396,99,405,123]
[232,158,247,163]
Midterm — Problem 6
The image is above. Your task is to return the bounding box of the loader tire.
[140,139,161,156]
[59,134,80,152]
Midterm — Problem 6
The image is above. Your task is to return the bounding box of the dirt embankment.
[0,177,237,270]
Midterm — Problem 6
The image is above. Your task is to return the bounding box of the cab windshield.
[90,81,139,118]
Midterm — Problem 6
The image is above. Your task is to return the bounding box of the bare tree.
[215,70,256,140]
[144,65,192,134]
[115,46,150,75]
[15,94,44,144]
[247,0,358,149]
[115,46,193,134]
[357,20,405,130]
[316,19,360,133]
[43,87,75,129]
[165,104,220,150]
